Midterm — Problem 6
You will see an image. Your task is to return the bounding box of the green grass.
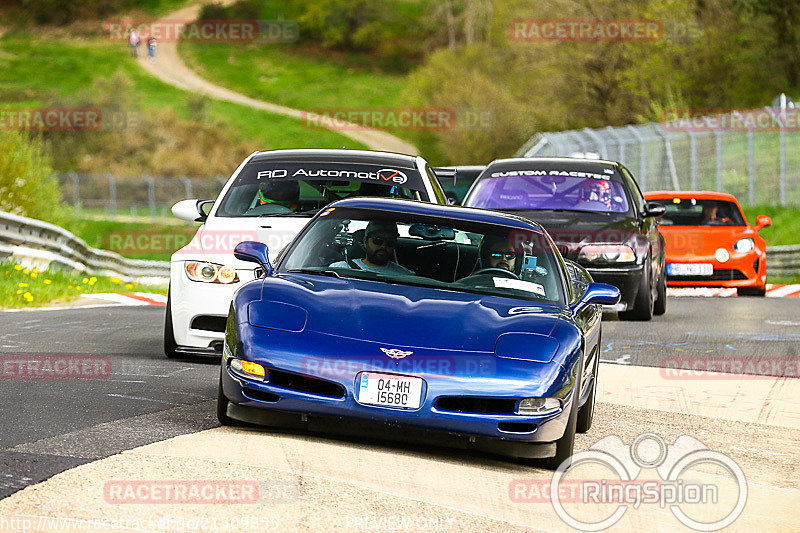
[1,261,167,309]
[741,205,800,247]
[61,217,198,261]
[0,32,366,152]
[180,41,405,111]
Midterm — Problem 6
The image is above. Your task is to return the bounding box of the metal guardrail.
[766,244,800,278]
[0,211,170,280]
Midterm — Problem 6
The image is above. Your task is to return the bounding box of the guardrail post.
[654,124,679,190]
[626,125,647,190]
[747,126,755,205]
[106,173,117,217]
[69,172,80,215]
[779,114,786,206]
[605,126,625,163]
[145,175,156,219]
[583,127,608,159]
[179,176,193,199]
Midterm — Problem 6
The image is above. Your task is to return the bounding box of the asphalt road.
[0,297,797,502]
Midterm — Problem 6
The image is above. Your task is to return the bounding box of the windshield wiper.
[285,268,341,278]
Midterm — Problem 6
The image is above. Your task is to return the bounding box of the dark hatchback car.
[463,158,666,320]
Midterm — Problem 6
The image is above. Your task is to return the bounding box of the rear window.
[657,198,745,226]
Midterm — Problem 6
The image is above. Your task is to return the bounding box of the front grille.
[191,315,227,332]
[669,269,748,282]
[434,397,517,414]
[268,369,346,399]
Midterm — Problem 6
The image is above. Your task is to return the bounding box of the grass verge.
[1,261,167,309]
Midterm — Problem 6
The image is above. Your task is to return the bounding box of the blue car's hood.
[258,274,563,352]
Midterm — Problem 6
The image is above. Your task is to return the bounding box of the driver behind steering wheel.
[476,235,521,275]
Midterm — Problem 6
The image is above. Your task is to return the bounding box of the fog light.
[518,397,560,415]
[230,358,265,381]
[715,248,730,263]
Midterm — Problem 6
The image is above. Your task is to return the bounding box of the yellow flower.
[23,269,29,275]
[124,283,134,289]
[16,289,22,294]
[43,279,52,285]
[32,267,38,274]
[110,277,122,284]
[30,272,38,278]
[18,283,28,288]
[23,292,33,302]
[67,285,73,289]
[13,265,22,271]
[76,286,81,291]
[89,277,97,285]
[82,277,89,284]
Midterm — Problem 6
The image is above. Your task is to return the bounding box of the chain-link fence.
[516,107,800,206]
[58,173,228,219]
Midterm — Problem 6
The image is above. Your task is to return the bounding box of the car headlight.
[733,238,755,253]
[578,244,636,264]
[517,397,561,415]
[185,262,240,284]
[229,358,266,381]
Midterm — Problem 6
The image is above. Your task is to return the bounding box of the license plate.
[358,373,423,409]
[667,263,713,276]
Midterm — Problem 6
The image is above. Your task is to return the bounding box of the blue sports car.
[218,198,619,468]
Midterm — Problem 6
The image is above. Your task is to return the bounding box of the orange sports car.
[643,191,771,296]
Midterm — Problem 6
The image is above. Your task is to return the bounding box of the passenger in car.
[329,221,415,275]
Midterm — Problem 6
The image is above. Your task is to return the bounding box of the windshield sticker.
[493,278,547,296]
[603,168,615,175]
[490,169,608,180]
[256,167,408,184]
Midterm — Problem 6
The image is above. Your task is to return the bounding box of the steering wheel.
[457,267,519,285]
[246,203,293,215]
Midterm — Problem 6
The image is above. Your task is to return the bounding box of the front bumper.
[169,261,258,350]
[665,251,764,288]
[585,263,645,311]
[219,348,578,455]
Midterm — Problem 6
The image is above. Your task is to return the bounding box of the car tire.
[576,354,598,433]
[619,266,654,321]
[737,286,766,297]
[540,362,582,470]
[653,272,667,316]
[164,289,180,359]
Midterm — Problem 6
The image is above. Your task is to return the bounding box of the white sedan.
[165,148,449,358]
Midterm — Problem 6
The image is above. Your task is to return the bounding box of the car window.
[216,161,429,217]
[657,199,746,226]
[426,165,449,205]
[279,207,567,304]
[619,166,645,214]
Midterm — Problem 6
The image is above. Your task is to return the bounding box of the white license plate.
[667,263,713,276]
[358,373,423,409]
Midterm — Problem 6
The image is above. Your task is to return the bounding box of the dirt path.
[135,2,418,155]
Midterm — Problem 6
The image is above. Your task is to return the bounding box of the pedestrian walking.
[147,36,157,62]
[129,29,140,58]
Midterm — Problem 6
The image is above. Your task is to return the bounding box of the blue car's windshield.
[279,207,566,304]
[467,172,630,213]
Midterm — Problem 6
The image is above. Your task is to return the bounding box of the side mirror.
[445,191,459,205]
[644,202,666,218]
[756,215,772,230]
[172,199,212,222]
[571,282,621,315]
[234,241,273,276]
